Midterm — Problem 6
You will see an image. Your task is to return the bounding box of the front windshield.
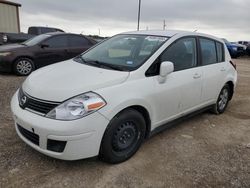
[22,34,50,46]
[78,34,168,71]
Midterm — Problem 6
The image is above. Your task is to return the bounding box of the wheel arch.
[107,105,152,139]
[126,105,151,139]
[226,81,234,100]
[12,56,35,71]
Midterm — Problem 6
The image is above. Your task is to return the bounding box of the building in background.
[0,0,21,33]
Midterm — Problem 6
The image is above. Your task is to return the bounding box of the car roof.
[42,32,88,38]
[44,32,71,36]
[121,30,223,43]
[121,30,196,37]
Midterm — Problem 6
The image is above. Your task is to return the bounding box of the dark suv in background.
[0,32,96,75]
[222,38,245,58]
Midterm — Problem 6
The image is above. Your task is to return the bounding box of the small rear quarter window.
[216,42,224,62]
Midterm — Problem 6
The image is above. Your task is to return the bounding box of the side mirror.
[158,61,174,83]
[40,43,49,48]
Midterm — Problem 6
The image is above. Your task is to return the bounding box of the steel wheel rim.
[218,88,229,111]
[112,121,138,152]
[16,60,32,75]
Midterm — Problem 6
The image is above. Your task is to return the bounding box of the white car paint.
[11,30,237,160]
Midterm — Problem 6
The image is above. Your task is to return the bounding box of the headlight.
[46,92,106,120]
[3,35,8,43]
[0,52,11,57]
[232,47,238,51]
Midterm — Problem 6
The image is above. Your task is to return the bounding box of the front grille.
[18,88,60,115]
[17,124,39,146]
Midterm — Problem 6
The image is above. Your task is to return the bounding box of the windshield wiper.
[94,60,124,71]
[76,57,124,71]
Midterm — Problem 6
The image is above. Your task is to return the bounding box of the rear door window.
[68,36,89,47]
[216,42,224,62]
[200,38,217,65]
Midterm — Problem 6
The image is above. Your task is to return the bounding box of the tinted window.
[160,37,197,71]
[200,38,217,65]
[69,36,89,47]
[45,36,68,48]
[41,27,55,33]
[216,42,224,62]
[22,34,50,46]
[28,27,37,35]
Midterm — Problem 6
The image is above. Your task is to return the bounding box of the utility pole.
[163,20,166,30]
[137,0,141,31]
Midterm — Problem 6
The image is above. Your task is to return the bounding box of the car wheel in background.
[13,58,35,76]
[212,84,230,114]
[99,109,146,164]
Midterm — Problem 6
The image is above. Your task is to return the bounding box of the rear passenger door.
[67,35,93,58]
[199,38,226,103]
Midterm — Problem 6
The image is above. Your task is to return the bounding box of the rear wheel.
[212,84,230,114]
[14,58,34,76]
[99,109,146,164]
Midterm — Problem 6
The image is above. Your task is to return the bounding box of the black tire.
[211,84,230,114]
[13,58,35,76]
[99,109,146,164]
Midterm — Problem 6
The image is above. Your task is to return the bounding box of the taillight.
[230,60,236,70]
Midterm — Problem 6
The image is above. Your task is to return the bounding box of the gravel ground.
[0,58,250,188]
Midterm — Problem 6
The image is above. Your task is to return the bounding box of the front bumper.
[0,56,12,73]
[11,91,110,160]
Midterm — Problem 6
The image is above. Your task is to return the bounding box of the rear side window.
[160,37,197,71]
[45,36,68,48]
[200,38,217,65]
[216,42,224,62]
[68,36,89,47]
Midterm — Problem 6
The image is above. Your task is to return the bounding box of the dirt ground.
[0,58,250,188]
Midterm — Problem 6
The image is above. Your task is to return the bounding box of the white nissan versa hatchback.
[11,30,237,163]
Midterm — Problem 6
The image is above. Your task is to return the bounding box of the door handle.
[220,67,226,72]
[193,73,201,79]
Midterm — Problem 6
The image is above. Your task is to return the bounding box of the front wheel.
[99,109,146,164]
[13,58,35,76]
[212,84,230,114]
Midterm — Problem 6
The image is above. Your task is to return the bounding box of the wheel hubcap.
[112,121,138,151]
[218,88,229,110]
[16,60,32,75]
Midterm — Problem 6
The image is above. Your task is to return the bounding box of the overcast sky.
[16,0,249,41]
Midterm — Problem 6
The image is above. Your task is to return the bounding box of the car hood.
[22,60,130,101]
[0,43,26,51]
[228,43,241,48]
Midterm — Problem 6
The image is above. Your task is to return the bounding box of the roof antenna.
[193,29,198,32]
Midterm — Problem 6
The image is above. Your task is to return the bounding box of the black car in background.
[247,45,250,56]
[0,26,64,45]
[0,32,96,75]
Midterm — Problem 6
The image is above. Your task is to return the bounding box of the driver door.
[34,35,69,68]
[147,37,202,129]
